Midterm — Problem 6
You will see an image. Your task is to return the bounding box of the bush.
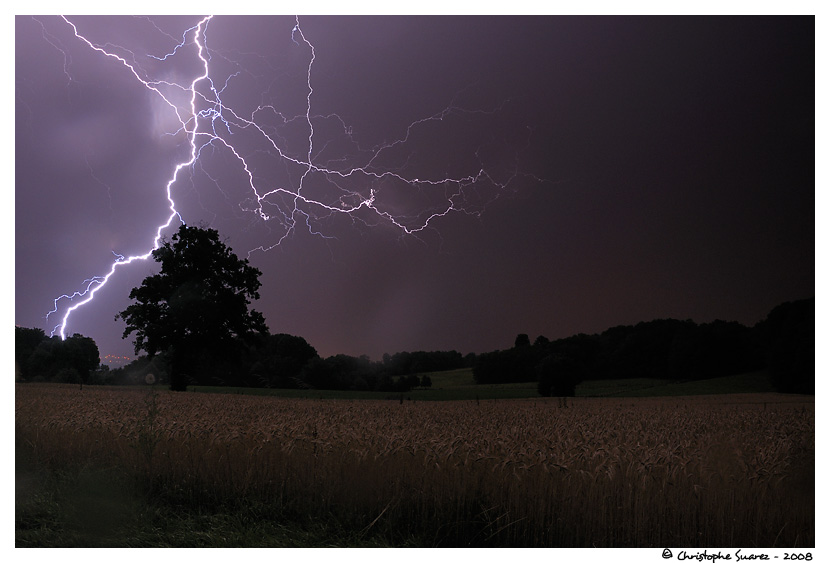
[537,355,582,397]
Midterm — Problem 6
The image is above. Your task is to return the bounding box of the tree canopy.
[15,327,99,386]
[117,225,268,390]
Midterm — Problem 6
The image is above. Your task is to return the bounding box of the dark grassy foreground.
[16,374,812,548]
[16,450,411,547]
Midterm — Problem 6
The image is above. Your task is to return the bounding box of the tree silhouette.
[759,298,814,394]
[117,225,268,391]
[62,333,100,389]
[536,354,583,397]
[16,327,99,386]
[514,333,531,348]
[247,333,318,388]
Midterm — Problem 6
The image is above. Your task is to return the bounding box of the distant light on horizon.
[102,354,133,366]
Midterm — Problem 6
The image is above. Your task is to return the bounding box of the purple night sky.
[15,15,814,362]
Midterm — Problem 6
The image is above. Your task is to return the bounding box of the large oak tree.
[117,225,268,390]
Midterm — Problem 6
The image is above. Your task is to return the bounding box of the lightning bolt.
[46,15,210,339]
[41,15,538,340]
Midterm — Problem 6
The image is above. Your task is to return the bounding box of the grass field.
[16,381,813,547]
[190,369,777,401]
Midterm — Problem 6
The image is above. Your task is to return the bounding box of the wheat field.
[15,383,814,547]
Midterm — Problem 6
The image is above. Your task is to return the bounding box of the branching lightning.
[40,15,537,340]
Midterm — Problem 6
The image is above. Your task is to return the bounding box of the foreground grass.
[17,384,814,548]
[16,450,412,547]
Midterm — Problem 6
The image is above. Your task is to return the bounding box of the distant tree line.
[293,351,459,392]
[16,223,811,396]
[15,327,101,387]
[15,298,812,395]
[15,226,464,393]
[99,340,455,392]
[473,298,814,396]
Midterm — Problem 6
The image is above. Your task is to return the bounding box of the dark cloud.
[15,15,814,360]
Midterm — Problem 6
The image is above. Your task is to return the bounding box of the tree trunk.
[169,349,189,392]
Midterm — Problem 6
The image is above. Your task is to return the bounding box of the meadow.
[15,382,813,547]
[189,368,778,401]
